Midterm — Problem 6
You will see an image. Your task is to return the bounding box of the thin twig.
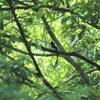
[64,68,97,83]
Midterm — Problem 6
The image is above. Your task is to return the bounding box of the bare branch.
[42,16,90,85]
[41,46,100,71]
[6,0,62,99]
[64,68,97,83]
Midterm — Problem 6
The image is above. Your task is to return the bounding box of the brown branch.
[64,68,97,83]
[41,46,100,71]
[42,16,90,85]
[12,68,34,84]
[1,1,100,30]
[6,0,62,99]
[4,42,100,71]
[5,44,56,57]
[6,0,41,75]
[62,91,88,100]
[3,41,100,71]
[1,2,100,29]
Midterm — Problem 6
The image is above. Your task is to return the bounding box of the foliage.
[0,0,100,100]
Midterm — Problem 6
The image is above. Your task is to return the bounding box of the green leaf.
[36,9,44,19]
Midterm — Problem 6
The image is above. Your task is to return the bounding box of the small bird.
[50,41,57,50]
[50,41,58,67]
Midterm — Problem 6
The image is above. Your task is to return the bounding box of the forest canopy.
[0,0,100,100]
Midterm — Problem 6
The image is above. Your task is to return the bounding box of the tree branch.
[5,44,56,57]
[41,46,100,70]
[6,0,62,99]
[42,16,90,85]
[1,3,100,29]
[64,68,97,83]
